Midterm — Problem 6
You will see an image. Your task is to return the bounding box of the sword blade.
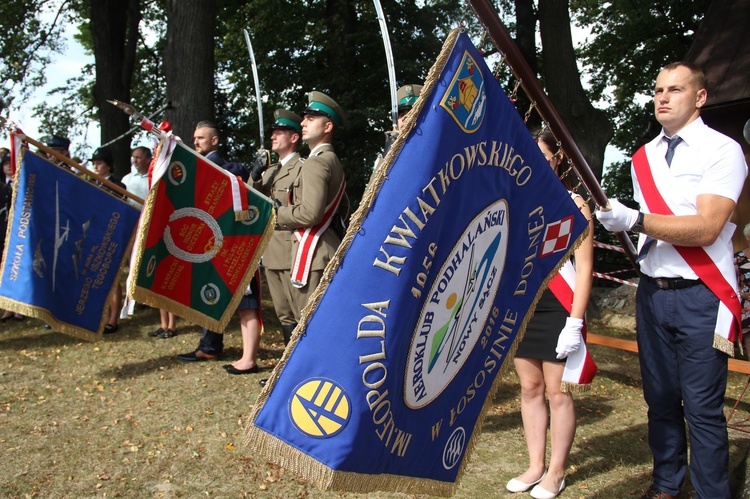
[373,0,399,130]
[243,29,265,148]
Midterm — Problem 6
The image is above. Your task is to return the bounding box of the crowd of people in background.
[0,89,359,382]
[2,61,749,498]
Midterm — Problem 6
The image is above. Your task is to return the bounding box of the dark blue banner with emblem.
[0,149,141,341]
[245,29,589,496]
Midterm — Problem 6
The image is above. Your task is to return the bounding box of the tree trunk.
[538,0,612,180]
[163,0,216,141]
[514,0,536,74]
[513,0,539,127]
[89,0,141,179]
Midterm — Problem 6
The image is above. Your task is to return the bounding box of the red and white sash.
[632,146,740,355]
[548,261,598,392]
[291,178,346,288]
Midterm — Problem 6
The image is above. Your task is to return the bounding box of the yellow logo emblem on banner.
[289,378,351,438]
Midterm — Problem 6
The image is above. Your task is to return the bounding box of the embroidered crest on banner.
[440,51,487,133]
[405,200,509,409]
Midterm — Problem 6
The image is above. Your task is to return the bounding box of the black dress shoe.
[148,327,164,337]
[103,324,119,334]
[226,365,259,375]
[176,350,219,362]
[157,328,177,338]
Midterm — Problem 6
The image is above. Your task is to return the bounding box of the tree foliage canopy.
[1,0,714,207]
[213,0,463,200]
[572,0,711,152]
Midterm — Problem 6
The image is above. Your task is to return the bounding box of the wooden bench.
[587,333,750,375]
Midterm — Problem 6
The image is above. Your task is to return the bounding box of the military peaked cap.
[304,91,346,127]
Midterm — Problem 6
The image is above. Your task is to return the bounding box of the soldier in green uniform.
[274,91,347,340]
[372,84,423,179]
[253,109,305,345]
[394,85,422,133]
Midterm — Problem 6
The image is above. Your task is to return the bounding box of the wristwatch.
[631,212,646,233]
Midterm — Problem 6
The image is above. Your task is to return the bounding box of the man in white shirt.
[122,146,151,207]
[597,61,748,499]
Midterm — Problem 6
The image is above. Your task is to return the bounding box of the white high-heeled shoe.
[530,476,566,499]
[505,471,546,493]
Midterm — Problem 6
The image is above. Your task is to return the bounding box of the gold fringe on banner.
[244,423,457,496]
[127,139,276,334]
[561,381,592,394]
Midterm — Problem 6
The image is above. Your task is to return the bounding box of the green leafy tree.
[87,0,142,177]
[0,0,68,109]
[572,0,711,152]
[214,0,463,205]
[2,0,714,217]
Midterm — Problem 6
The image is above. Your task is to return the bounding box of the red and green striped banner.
[128,141,274,332]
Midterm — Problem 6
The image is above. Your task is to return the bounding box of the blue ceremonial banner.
[0,150,141,340]
[245,29,590,496]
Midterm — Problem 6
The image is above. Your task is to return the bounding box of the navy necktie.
[664,135,682,166]
[636,136,683,263]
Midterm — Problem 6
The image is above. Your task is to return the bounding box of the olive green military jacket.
[258,152,303,270]
[275,144,345,273]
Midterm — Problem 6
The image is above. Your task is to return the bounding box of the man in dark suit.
[193,121,226,167]
[177,120,249,361]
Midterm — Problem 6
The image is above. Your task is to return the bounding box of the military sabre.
[243,29,265,148]
[372,0,399,130]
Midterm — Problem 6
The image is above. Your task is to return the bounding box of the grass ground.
[1,294,750,498]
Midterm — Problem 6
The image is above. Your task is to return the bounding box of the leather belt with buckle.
[643,275,703,290]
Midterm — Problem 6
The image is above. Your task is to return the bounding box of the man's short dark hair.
[662,61,706,91]
[132,146,152,158]
[194,120,221,139]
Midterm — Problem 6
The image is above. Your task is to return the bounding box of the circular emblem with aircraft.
[405,199,509,408]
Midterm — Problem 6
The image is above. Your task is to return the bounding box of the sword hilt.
[108,99,159,134]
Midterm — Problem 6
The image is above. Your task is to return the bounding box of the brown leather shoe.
[638,485,675,499]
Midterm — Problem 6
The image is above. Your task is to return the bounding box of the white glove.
[595,198,639,232]
[556,317,584,359]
